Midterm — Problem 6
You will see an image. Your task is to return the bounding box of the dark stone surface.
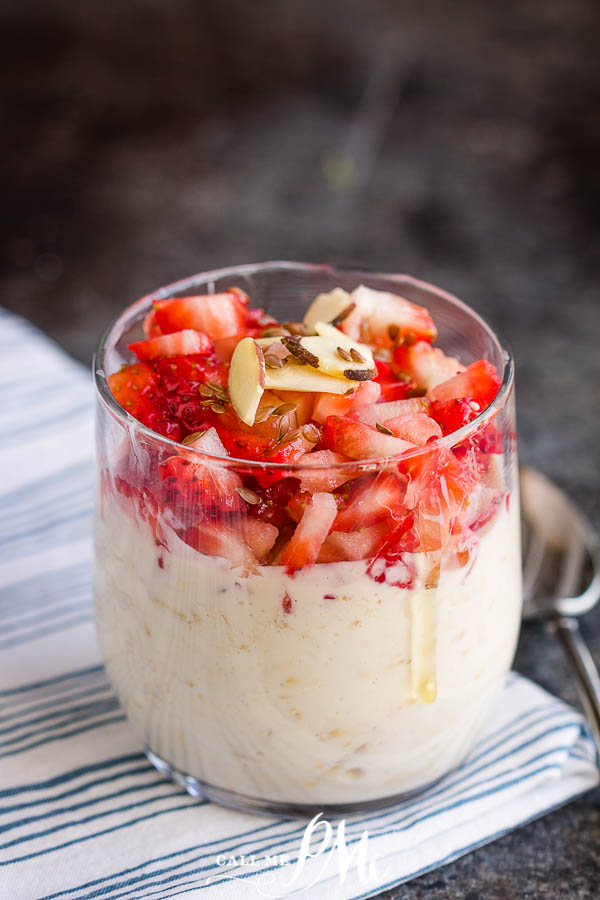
[1,0,599,895]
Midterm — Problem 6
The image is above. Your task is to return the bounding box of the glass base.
[145,746,445,818]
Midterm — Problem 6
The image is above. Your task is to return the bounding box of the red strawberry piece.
[312,380,382,424]
[357,397,430,427]
[129,329,214,362]
[373,359,416,402]
[210,423,294,463]
[180,426,228,458]
[429,398,477,435]
[247,477,300,529]
[107,363,156,418]
[263,434,312,465]
[143,309,162,338]
[141,354,228,437]
[153,290,248,340]
[312,392,353,424]
[108,362,183,440]
[322,415,414,460]
[182,521,255,567]
[113,475,166,546]
[281,492,338,569]
[351,379,382,408]
[410,448,482,551]
[286,490,314,523]
[472,422,504,454]
[316,542,347,564]
[323,522,388,561]
[333,472,407,532]
[226,286,250,306]
[297,450,353,492]
[394,341,465,392]
[428,360,501,410]
[272,390,314,426]
[383,413,442,445]
[352,285,438,344]
[366,512,419,586]
[243,518,279,562]
[158,455,243,514]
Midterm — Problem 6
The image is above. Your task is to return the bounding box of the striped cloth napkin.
[0,307,598,900]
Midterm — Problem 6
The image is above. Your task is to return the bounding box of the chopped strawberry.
[158,454,243,515]
[312,380,381,424]
[182,521,255,567]
[357,397,430,427]
[407,447,481,552]
[323,522,388,561]
[312,392,354,424]
[129,329,214,362]
[153,291,248,340]
[272,390,314,426]
[108,362,184,442]
[181,426,228,458]
[144,354,229,437]
[429,398,477,435]
[323,416,414,460]
[333,472,407,532]
[143,309,162,338]
[428,360,501,410]
[316,542,346,564]
[297,450,353,492]
[472,422,504,454]
[394,341,465,391]
[107,363,156,418]
[243,518,279,562]
[286,490,314,523]
[366,512,419,583]
[373,359,417,402]
[281,492,338,569]
[248,477,300,529]
[383,413,442,445]
[211,423,304,465]
[352,285,438,344]
[263,435,313,464]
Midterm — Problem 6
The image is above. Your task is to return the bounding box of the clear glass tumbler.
[93,261,522,816]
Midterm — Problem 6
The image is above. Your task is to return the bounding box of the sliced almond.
[314,321,372,356]
[264,361,350,394]
[299,327,375,380]
[228,337,265,426]
[303,288,354,332]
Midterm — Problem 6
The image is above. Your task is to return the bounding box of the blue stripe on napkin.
[0,308,597,900]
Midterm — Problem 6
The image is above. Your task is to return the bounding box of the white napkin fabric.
[0,307,598,900]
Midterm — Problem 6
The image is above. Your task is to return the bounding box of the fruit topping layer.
[107,284,504,571]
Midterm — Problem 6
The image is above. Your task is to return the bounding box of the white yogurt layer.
[94,491,522,805]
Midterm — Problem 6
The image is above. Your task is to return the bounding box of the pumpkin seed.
[236,486,260,505]
[254,405,275,423]
[273,402,297,417]
[182,430,206,444]
[302,424,320,443]
[336,346,353,362]
[264,354,284,368]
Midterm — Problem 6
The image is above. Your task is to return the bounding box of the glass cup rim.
[93,260,514,471]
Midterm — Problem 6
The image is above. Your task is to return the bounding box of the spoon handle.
[550,614,600,755]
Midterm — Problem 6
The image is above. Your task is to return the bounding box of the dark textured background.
[2,0,599,895]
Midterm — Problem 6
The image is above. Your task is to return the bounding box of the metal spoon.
[520,466,600,752]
